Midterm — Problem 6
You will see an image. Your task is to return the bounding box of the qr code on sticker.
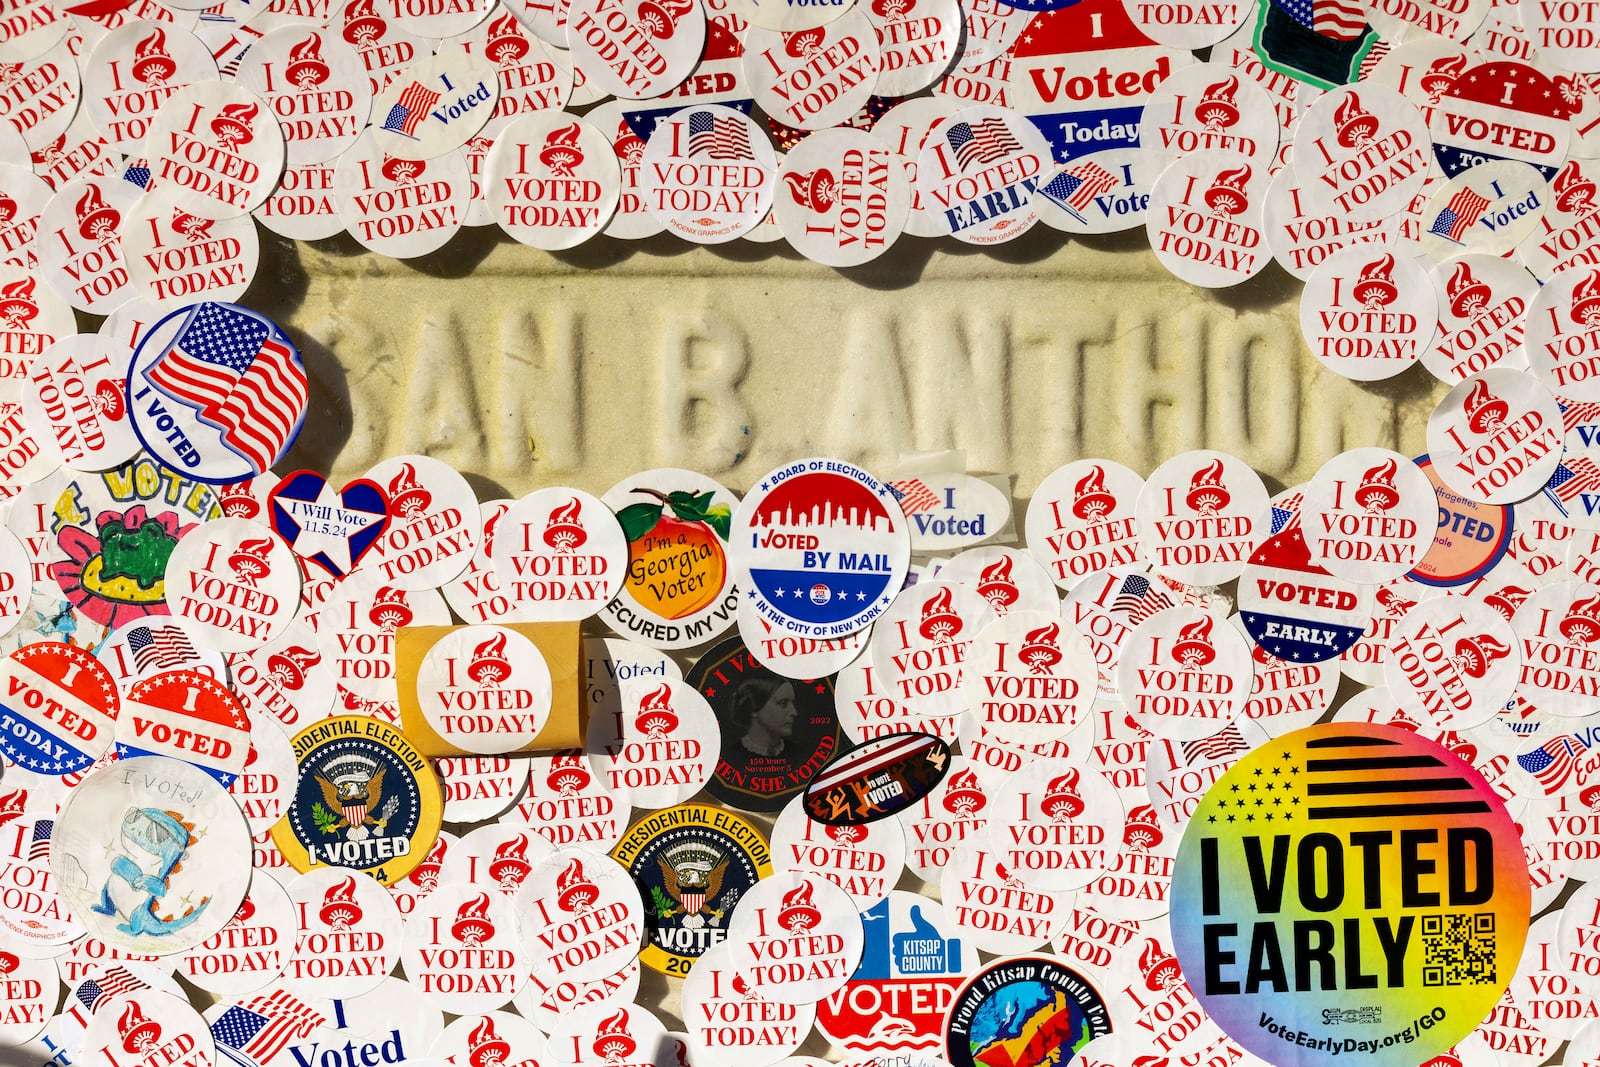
[1422,913,1497,986]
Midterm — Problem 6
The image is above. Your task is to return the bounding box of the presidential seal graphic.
[610,802,772,976]
[945,956,1112,1067]
[1171,723,1530,1067]
[274,715,442,883]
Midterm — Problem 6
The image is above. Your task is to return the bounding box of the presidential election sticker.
[403,883,528,1012]
[273,714,444,884]
[600,468,738,651]
[1527,267,1600,403]
[1508,581,1600,719]
[1170,723,1530,1067]
[163,518,300,652]
[588,677,719,808]
[494,487,627,622]
[0,640,119,775]
[730,458,910,639]
[1237,526,1368,665]
[1119,606,1253,742]
[334,132,473,258]
[371,51,500,159]
[640,104,776,244]
[725,869,863,1004]
[773,126,909,267]
[52,755,252,956]
[564,0,704,100]
[1426,368,1564,505]
[1303,448,1436,584]
[1141,65,1280,167]
[1147,150,1269,288]
[23,335,141,472]
[961,610,1095,746]
[125,301,309,484]
[1422,254,1534,385]
[1301,248,1434,382]
[515,848,645,985]
[917,105,1050,245]
[485,111,621,250]
[1429,61,1572,181]
[945,956,1112,1067]
[144,83,285,218]
[1136,449,1269,585]
[117,669,252,787]
[1025,459,1144,591]
[235,27,374,167]
[609,802,773,977]
[417,625,551,753]
[282,866,404,998]
[1292,84,1430,222]
[1384,595,1519,730]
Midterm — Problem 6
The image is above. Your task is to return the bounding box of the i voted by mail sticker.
[1237,525,1369,664]
[125,301,308,484]
[1421,253,1534,384]
[1300,246,1434,382]
[163,517,301,652]
[731,458,910,639]
[1146,150,1270,288]
[1292,83,1430,222]
[1302,448,1437,584]
[416,624,552,754]
[494,487,627,622]
[144,83,286,219]
[486,111,621,250]
[371,51,501,159]
[640,104,777,244]
[0,640,120,775]
[1426,366,1564,505]
[53,755,253,956]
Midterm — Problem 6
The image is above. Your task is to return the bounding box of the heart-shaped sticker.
[268,469,390,577]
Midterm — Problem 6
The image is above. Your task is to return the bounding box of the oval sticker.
[802,730,951,825]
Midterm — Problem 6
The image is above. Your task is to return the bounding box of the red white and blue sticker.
[731,458,911,639]
[117,668,252,787]
[1237,525,1368,663]
[0,641,120,775]
[125,301,309,484]
[1428,60,1573,181]
[1408,453,1513,587]
[269,469,391,578]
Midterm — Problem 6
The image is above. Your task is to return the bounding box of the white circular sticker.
[1300,246,1435,381]
[937,839,1069,955]
[917,105,1051,245]
[334,131,472,258]
[961,609,1096,746]
[402,882,528,1012]
[725,869,863,1005]
[1146,150,1270,288]
[0,162,51,270]
[1026,459,1144,591]
[371,51,503,159]
[773,126,909,267]
[735,597,868,679]
[236,26,374,166]
[833,646,959,745]
[317,569,453,703]
[863,0,955,95]
[81,990,216,1067]
[1426,366,1564,504]
[1527,266,1600,403]
[1141,65,1280,167]
[590,100,664,240]
[743,12,881,132]
[437,755,530,823]
[1292,84,1430,221]
[228,620,337,733]
[1422,253,1534,384]
[0,947,56,1044]
[417,624,552,753]
[122,192,261,311]
[869,580,984,721]
[0,811,84,953]
[1383,594,1520,729]
[586,676,719,807]
[983,758,1122,892]
[361,454,480,590]
[874,96,955,239]
[22,334,141,471]
[494,487,627,622]
[283,867,404,999]
[547,1000,669,1067]
[452,821,555,893]
[1302,448,1437,583]
[430,1011,550,1067]
[512,961,641,1036]
[163,517,299,652]
[1511,580,1600,719]
[231,718,299,837]
[174,874,295,996]
[1135,448,1269,585]
[640,103,776,244]
[1117,605,1253,741]
[515,847,644,985]
[1262,163,1397,283]
[770,792,904,908]
[3,40,79,154]
[513,753,630,852]
[144,82,285,218]
[1418,159,1550,260]
[254,160,346,241]
[939,546,1060,623]
[53,755,253,956]
[485,110,620,249]
[565,0,703,99]
[34,175,139,315]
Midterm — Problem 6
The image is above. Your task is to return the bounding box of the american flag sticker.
[129,302,308,483]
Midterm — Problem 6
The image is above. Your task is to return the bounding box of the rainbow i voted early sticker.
[1171,722,1529,1067]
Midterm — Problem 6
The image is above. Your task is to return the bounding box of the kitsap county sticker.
[273,714,444,883]
[1171,722,1530,1067]
[731,458,910,639]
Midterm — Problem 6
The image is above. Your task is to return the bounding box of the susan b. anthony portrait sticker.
[1171,723,1530,1067]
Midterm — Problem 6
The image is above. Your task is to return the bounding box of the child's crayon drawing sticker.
[1428,61,1573,181]
[944,956,1112,1067]
[164,518,301,652]
[1418,160,1550,261]
[1420,253,1534,385]
[917,105,1051,245]
[125,301,308,484]
[730,458,910,639]
[1146,150,1270,288]
[370,51,501,160]
[143,83,286,218]
[1025,459,1144,592]
[52,754,253,956]
[1135,448,1270,586]
[609,801,773,977]
[1383,595,1519,731]
[600,468,740,651]
[1292,84,1430,222]
[1303,448,1437,584]
[0,640,120,774]
[1425,366,1564,505]
[640,105,777,245]
[494,487,628,622]
[1170,723,1530,1067]
[1300,246,1435,382]
[417,625,552,754]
